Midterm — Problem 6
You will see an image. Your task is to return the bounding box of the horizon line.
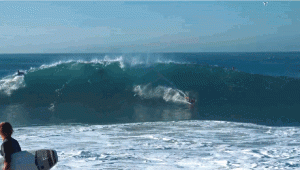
[1,51,300,55]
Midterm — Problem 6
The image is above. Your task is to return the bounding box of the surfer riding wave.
[185,97,195,105]
[17,70,24,76]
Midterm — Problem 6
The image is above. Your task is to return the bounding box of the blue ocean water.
[1,52,300,126]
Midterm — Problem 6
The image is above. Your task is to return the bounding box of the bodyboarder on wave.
[17,70,24,76]
[185,97,195,105]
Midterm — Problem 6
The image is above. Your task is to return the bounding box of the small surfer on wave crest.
[17,70,24,76]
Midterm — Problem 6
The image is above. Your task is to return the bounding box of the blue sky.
[0,1,299,53]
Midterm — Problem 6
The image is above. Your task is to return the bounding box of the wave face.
[1,54,300,126]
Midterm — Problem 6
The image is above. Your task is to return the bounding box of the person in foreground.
[0,122,21,170]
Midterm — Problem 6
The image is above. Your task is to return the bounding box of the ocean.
[1,52,300,169]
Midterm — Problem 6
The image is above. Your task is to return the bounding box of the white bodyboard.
[11,151,37,170]
[1,150,58,170]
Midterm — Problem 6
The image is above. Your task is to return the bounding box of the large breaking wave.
[1,55,300,126]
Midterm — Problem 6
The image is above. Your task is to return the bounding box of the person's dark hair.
[0,122,14,138]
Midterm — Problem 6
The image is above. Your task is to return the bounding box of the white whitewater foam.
[3,120,299,169]
[133,84,189,104]
[0,74,26,96]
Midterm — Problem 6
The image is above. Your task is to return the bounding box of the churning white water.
[2,120,299,170]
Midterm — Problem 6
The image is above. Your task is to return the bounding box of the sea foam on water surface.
[1,120,297,169]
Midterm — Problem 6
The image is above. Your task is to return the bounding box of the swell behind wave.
[1,59,300,126]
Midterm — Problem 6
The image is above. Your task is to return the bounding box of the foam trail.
[0,75,25,96]
[133,84,189,104]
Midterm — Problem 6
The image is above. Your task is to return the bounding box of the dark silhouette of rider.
[185,97,195,105]
[17,70,24,76]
